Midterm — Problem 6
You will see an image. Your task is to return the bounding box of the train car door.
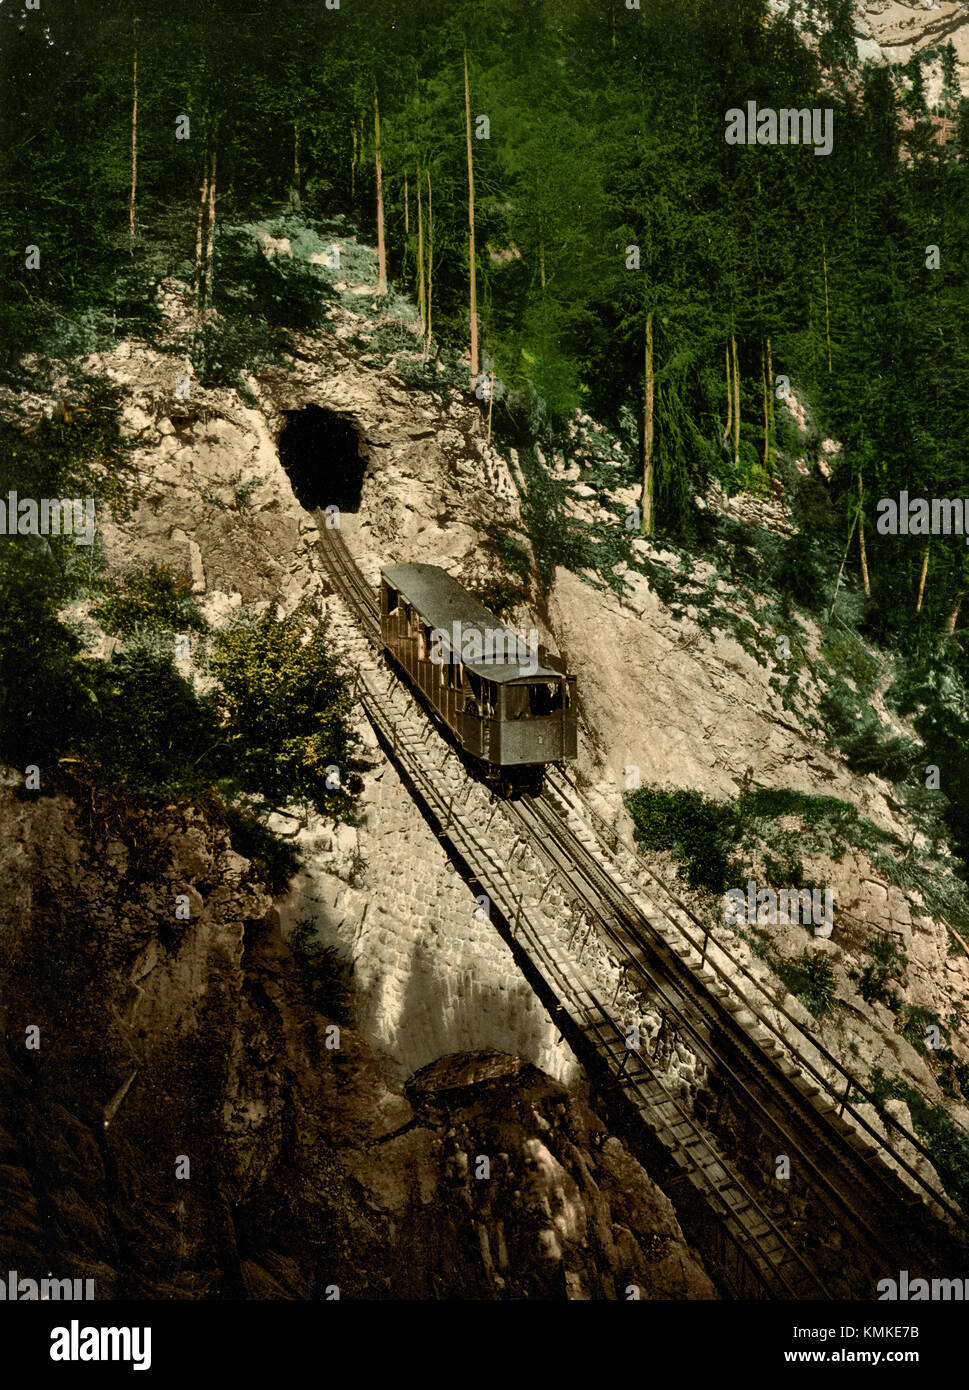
[459,672,486,757]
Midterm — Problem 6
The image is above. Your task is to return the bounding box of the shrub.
[85,649,224,796]
[625,787,738,895]
[209,610,365,818]
[93,564,205,636]
[776,952,838,1018]
[900,1004,948,1056]
[857,934,908,1007]
[224,806,302,894]
[288,919,354,1021]
[464,578,530,618]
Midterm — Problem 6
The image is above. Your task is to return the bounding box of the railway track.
[314,522,966,1297]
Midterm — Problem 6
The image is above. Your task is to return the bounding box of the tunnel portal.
[278,405,366,513]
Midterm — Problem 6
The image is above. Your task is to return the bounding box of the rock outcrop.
[0,780,714,1300]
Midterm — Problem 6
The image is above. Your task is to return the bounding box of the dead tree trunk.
[128,45,138,236]
[374,88,387,295]
[857,472,871,597]
[193,159,210,296]
[416,164,426,334]
[641,311,655,536]
[464,50,479,384]
[916,544,930,613]
[204,152,217,303]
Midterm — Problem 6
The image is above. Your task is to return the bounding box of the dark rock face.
[0,784,715,1300]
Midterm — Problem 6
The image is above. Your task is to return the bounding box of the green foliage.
[626,781,969,941]
[900,1004,948,1057]
[288,919,354,1022]
[624,787,738,895]
[209,610,366,818]
[464,578,529,619]
[0,544,93,771]
[188,225,334,387]
[775,952,838,1019]
[223,805,302,894]
[0,378,134,517]
[85,648,224,797]
[93,564,205,636]
[868,1069,969,1211]
[819,684,922,781]
[482,525,532,585]
[857,935,908,1008]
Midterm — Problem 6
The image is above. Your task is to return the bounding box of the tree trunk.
[464,50,479,384]
[641,311,655,536]
[822,239,833,373]
[829,508,859,620]
[487,372,494,444]
[293,122,300,190]
[761,341,769,473]
[193,159,209,296]
[540,240,546,294]
[731,333,740,468]
[351,121,357,199]
[916,544,930,613]
[945,592,963,635]
[766,336,775,473]
[416,164,426,334]
[723,342,732,446]
[404,171,409,234]
[374,89,387,295]
[128,46,138,237]
[857,472,871,597]
[425,165,433,347]
[204,153,217,304]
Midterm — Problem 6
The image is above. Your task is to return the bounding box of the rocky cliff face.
[774,0,969,99]
[0,778,713,1299]
[7,223,968,1288]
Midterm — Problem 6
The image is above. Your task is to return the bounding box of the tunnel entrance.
[278,405,366,513]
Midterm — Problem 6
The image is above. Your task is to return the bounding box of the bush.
[288,919,354,1021]
[93,564,205,636]
[224,806,302,894]
[625,787,738,894]
[464,578,530,618]
[85,649,224,796]
[868,1069,969,1212]
[776,952,838,1018]
[209,610,366,818]
[900,1004,948,1056]
[0,545,94,770]
[857,934,907,1007]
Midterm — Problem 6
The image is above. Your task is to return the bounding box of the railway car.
[380,563,577,795]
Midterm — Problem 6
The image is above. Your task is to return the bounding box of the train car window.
[418,624,431,660]
[448,659,463,689]
[385,585,398,613]
[530,681,563,716]
[505,686,529,720]
[506,683,563,719]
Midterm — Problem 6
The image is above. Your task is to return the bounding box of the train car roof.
[381,563,562,683]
